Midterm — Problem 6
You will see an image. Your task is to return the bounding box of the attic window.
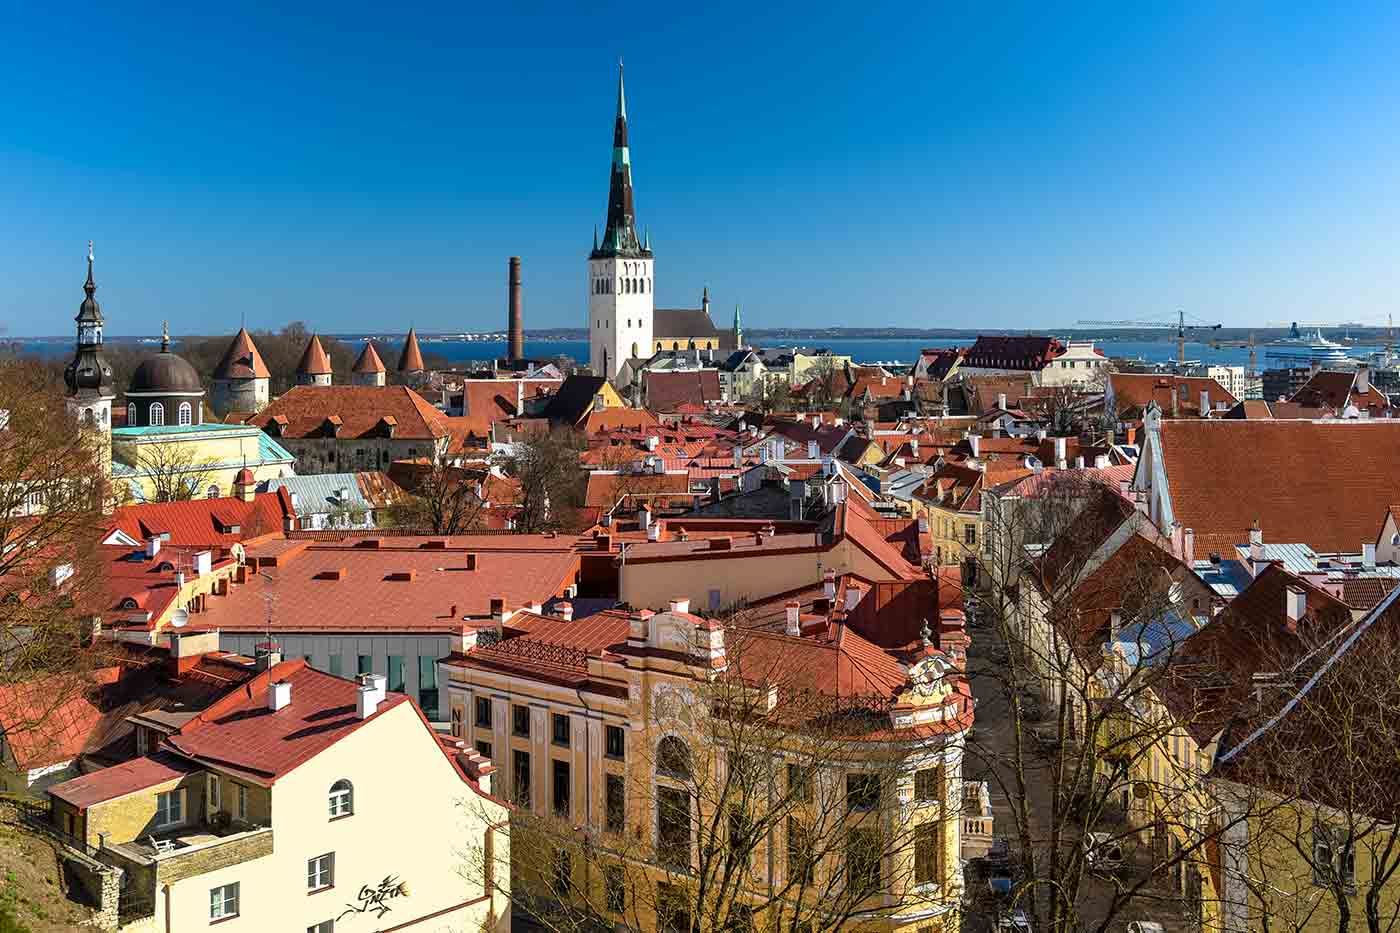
[157,561,175,572]
[119,597,140,610]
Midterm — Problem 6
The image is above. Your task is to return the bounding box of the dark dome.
[64,354,115,395]
[129,350,203,394]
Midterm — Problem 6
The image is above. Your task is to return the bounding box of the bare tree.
[128,441,219,502]
[963,470,1275,933]
[383,460,488,534]
[0,361,104,751]
[493,428,586,534]
[459,618,965,933]
[1214,612,1400,933]
[744,374,794,417]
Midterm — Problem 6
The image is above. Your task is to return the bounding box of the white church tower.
[588,63,653,383]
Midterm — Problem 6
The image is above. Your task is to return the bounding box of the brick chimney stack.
[508,256,524,363]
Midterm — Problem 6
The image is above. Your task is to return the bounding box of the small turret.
[296,334,333,387]
[352,341,387,387]
[397,328,426,386]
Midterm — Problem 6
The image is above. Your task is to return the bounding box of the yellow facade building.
[110,423,295,504]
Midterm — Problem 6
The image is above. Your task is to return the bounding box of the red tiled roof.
[1110,374,1238,417]
[249,385,450,440]
[1156,420,1400,554]
[726,624,909,699]
[398,328,426,372]
[0,675,103,770]
[644,371,723,413]
[296,335,332,376]
[164,661,406,784]
[213,328,270,380]
[108,490,294,548]
[49,752,195,809]
[194,537,580,631]
[583,409,660,434]
[584,471,695,509]
[456,379,559,423]
[1290,370,1390,414]
[352,341,387,374]
[963,336,1063,371]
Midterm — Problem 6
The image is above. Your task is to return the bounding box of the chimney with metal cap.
[785,600,801,636]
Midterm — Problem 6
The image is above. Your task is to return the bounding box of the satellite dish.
[170,608,189,629]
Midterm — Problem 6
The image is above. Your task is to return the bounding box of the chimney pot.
[268,680,292,712]
[357,682,380,719]
[558,601,574,621]
[668,596,691,615]
[1363,543,1377,569]
[785,600,801,635]
[1285,586,1306,624]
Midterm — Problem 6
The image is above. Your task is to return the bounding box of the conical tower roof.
[296,334,333,376]
[213,327,271,380]
[397,328,425,372]
[353,340,387,374]
[591,62,651,260]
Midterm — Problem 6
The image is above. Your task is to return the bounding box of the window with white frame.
[178,402,193,425]
[308,923,334,933]
[209,882,239,920]
[328,779,353,818]
[308,852,335,891]
[154,789,183,828]
[207,773,221,814]
[149,402,165,426]
[235,784,248,821]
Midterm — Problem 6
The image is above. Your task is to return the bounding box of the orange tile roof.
[397,328,426,372]
[1110,373,1237,417]
[582,408,660,434]
[1290,370,1391,414]
[164,661,407,784]
[108,490,294,548]
[352,340,387,374]
[296,334,332,376]
[213,328,270,380]
[249,385,450,440]
[1156,419,1400,554]
[584,471,695,509]
[49,752,195,809]
[194,537,579,631]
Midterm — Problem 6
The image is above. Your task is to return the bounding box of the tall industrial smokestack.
[508,256,524,363]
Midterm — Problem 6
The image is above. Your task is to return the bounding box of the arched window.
[83,408,94,425]
[631,342,639,358]
[672,342,680,351]
[329,779,353,818]
[656,736,691,780]
[206,485,220,499]
[178,402,193,426]
[149,402,165,426]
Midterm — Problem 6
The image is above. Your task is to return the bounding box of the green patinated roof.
[113,423,253,438]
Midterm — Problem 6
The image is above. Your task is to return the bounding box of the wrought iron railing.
[474,637,589,670]
[14,799,102,860]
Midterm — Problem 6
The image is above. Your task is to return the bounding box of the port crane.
[1076,309,1223,366]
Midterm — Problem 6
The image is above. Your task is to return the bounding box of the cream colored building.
[439,589,972,932]
[111,423,295,504]
[47,659,509,933]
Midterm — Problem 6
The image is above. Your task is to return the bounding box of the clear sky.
[5,1,1400,337]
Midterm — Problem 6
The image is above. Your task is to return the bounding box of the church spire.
[592,60,650,260]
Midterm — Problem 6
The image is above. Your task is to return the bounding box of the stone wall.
[60,849,123,930]
[157,828,274,884]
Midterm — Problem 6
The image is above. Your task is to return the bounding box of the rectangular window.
[308,923,334,933]
[552,760,571,818]
[417,656,437,717]
[357,654,373,676]
[328,655,343,677]
[965,525,976,546]
[386,655,404,692]
[914,767,941,803]
[512,704,530,737]
[450,704,464,738]
[847,773,880,811]
[513,750,531,808]
[658,787,691,870]
[604,865,626,913]
[787,817,814,884]
[155,789,183,828]
[235,784,248,822]
[787,763,813,802]
[209,882,239,921]
[605,725,625,759]
[207,773,221,814]
[307,852,335,891]
[475,697,493,728]
[552,713,571,747]
[476,739,492,761]
[606,774,625,832]
[915,822,941,885]
[847,827,882,894]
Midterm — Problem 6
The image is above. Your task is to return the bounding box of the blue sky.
[5,1,1400,336]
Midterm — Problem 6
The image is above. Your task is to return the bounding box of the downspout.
[576,685,596,902]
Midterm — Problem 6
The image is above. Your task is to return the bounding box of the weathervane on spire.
[161,320,170,353]
[87,240,94,262]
